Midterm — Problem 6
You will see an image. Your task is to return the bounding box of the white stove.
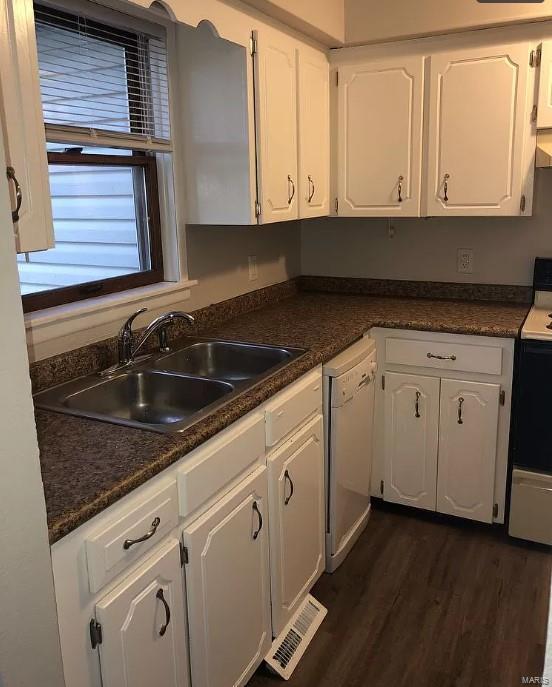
[521,290,552,340]
[509,257,552,546]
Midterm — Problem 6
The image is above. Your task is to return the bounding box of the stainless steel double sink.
[34,339,306,434]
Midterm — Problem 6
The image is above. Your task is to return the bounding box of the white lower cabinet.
[182,466,271,687]
[381,353,506,525]
[267,414,325,636]
[52,372,324,687]
[384,372,439,511]
[94,538,189,687]
[437,379,500,523]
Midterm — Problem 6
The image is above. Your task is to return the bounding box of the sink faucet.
[118,308,195,365]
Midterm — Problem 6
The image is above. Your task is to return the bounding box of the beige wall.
[302,170,552,286]
[238,0,344,45]
[185,221,301,309]
[25,222,301,360]
[345,0,552,45]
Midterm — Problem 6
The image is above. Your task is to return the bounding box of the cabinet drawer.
[385,337,502,375]
[265,369,323,447]
[86,481,179,593]
[178,413,265,519]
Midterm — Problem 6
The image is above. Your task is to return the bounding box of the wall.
[25,220,301,361]
[302,170,552,286]
[345,0,552,45]
[235,0,344,45]
[185,221,301,308]
[0,138,64,684]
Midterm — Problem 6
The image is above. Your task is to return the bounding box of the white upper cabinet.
[183,466,271,687]
[537,42,552,129]
[178,22,258,225]
[337,56,424,217]
[437,379,500,523]
[426,43,534,216]
[255,26,299,224]
[297,47,330,219]
[384,372,440,511]
[95,539,189,687]
[0,0,54,252]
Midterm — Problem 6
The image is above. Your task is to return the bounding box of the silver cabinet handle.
[443,173,450,202]
[427,352,457,361]
[287,175,295,205]
[6,166,22,222]
[252,501,263,540]
[307,175,315,203]
[415,390,421,418]
[123,516,160,550]
[156,589,171,637]
[398,175,404,203]
[457,397,464,425]
[284,469,294,505]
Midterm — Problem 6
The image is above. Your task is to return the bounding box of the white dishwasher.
[323,337,377,572]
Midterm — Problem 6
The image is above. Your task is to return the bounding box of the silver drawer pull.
[427,353,457,361]
[123,516,161,550]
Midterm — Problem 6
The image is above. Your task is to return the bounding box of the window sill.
[25,279,199,362]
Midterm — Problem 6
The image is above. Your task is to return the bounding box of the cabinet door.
[426,43,532,216]
[384,372,440,510]
[337,56,424,217]
[0,0,53,252]
[255,28,298,224]
[183,466,271,687]
[437,379,500,523]
[537,42,552,129]
[297,47,329,219]
[95,539,189,687]
[268,414,325,636]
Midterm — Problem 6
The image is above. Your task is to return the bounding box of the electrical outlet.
[248,255,258,281]
[457,249,474,274]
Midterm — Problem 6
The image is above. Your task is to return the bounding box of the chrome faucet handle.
[118,308,148,364]
[157,312,196,353]
[132,311,195,359]
[121,307,148,335]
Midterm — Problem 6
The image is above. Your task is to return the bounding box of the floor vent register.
[265,595,327,680]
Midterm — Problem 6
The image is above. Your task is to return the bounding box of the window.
[19,2,172,312]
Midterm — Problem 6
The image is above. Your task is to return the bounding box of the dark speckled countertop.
[37,290,529,544]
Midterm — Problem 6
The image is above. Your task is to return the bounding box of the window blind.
[34,3,171,151]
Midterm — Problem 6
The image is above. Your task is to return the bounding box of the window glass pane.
[18,155,150,295]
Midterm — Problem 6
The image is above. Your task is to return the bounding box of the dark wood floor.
[249,503,551,687]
